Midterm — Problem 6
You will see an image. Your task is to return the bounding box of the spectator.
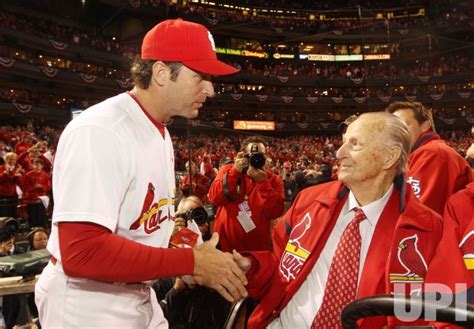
[27,227,49,251]
[26,227,50,320]
[21,158,51,228]
[180,161,211,203]
[0,153,24,217]
[386,101,472,215]
[17,146,52,173]
[200,154,216,181]
[209,136,285,252]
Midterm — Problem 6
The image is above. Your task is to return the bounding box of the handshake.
[191,232,252,303]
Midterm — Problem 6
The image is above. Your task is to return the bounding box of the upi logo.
[393,283,468,322]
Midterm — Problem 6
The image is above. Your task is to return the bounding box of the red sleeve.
[208,164,242,206]
[253,172,285,219]
[426,190,474,292]
[36,172,50,194]
[16,152,28,167]
[40,155,52,172]
[408,150,449,215]
[58,222,195,283]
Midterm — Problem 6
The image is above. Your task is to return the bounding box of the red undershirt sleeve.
[58,222,195,283]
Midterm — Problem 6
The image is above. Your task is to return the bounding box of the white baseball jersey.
[47,92,176,260]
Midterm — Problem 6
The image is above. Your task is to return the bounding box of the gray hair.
[358,112,411,174]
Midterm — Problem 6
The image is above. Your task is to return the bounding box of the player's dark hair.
[130,56,183,89]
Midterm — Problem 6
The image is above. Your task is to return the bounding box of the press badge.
[237,200,256,233]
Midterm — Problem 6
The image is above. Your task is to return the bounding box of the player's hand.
[232,250,252,274]
[233,152,248,173]
[192,232,248,302]
[246,166,267,182]
[171,217,187,237]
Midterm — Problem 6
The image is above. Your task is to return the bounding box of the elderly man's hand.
[232,250,252,274]
[192,233,248,302]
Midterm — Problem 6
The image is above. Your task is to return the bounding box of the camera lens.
[249,152,266,169]
[189,207,208,225]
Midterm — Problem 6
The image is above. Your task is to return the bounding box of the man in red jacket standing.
[209,136,284,252]
[22,157,51,228]
[180,161,210,203]
[0,152,23,217]
[386,101,472,215]
[233,113,443,329]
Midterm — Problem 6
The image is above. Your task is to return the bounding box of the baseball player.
[35,19,247,328]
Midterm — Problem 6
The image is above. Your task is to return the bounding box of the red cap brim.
[182,59,239,76]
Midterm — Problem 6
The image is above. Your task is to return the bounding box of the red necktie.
[311,208,367,329]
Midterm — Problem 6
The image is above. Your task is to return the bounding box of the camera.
[178,207,209,226]
[243,144,266,171]
[0,217,20,243]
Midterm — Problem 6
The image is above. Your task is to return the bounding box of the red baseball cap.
[141,19,238,76]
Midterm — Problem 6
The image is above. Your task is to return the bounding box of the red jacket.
[426,182,474,292]
[0,164,23,197]
[180,173,210,203]
[21,169,51,203]
[406,132,472,215]
[17,152,52,173]
[209,164,284,252]
[245,180,443,329]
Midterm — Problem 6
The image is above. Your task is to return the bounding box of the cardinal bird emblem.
[280,212,312,282]
[288,212,312,251]
[390,234,428,282]
[129,183,173,234]
[129,183,156,230]
[459,231,474,270]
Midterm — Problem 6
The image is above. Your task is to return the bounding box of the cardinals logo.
[390,234,428,282]
[279,213,312,282]
[459,231,474,270]
[129,183,174,234]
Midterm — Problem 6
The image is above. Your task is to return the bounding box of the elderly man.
[386,101,472,215]
[233,112,443,329]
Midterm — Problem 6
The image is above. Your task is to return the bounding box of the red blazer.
[21,169,51,203]
[0,165,22,197]
[406,132,472,215]
[426,182,474,291]
[180,173,210,202]
[245,179,443,329]
[17,152,52,173]
[209,164,284,252]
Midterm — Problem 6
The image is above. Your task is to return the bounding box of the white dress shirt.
[268,184,394,329]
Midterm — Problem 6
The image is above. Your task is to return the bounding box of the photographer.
[209,136,284,252]
[155,196,230,329]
